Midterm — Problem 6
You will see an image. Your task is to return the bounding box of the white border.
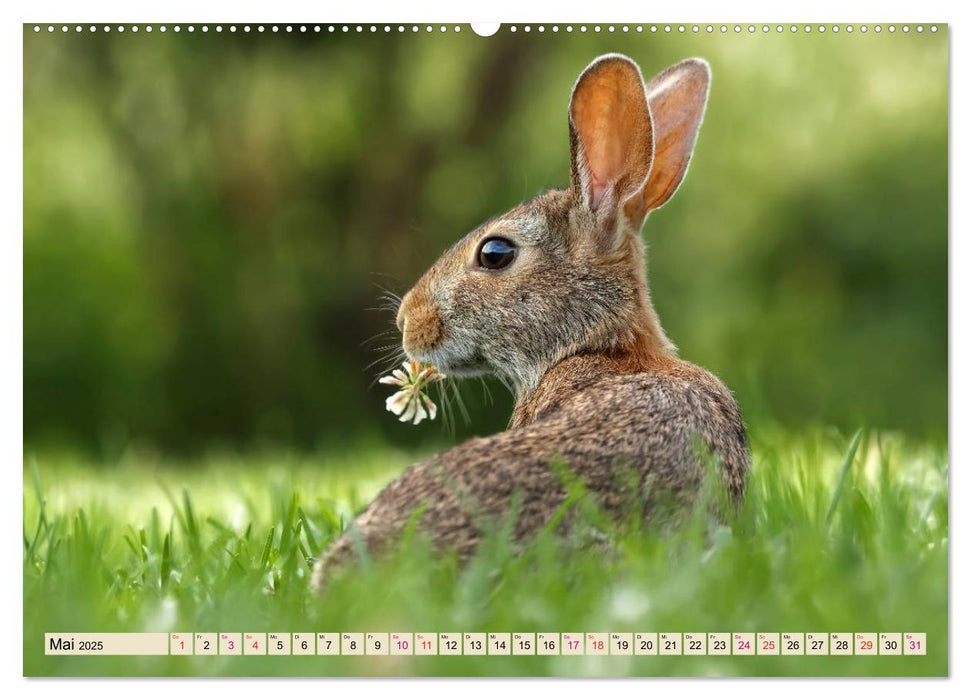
[3,0,963,698]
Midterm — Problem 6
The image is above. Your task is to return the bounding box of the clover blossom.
[379,360,446,425]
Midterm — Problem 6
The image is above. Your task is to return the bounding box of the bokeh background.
[24,26,948,459]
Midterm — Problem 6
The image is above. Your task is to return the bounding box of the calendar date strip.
[45,632,927,657]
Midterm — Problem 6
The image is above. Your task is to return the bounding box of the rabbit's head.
[396,55,710,394]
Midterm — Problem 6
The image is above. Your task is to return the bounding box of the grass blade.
[182,488,200,554]
[825,429,863,526]
[298,507,320,554]
[161,532,172,590]
[259,527,275,570]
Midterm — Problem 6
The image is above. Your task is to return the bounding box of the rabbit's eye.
[478,238,517,270]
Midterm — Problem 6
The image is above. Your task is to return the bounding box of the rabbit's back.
[313,356,748,586]
[511,355,749,500]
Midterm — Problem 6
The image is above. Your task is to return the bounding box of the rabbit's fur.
[312,55,749,590]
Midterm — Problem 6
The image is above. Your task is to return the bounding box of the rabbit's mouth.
[409,344,489,377]
[439,359,489,377]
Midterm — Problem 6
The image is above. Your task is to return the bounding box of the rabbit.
[312,54,749,591]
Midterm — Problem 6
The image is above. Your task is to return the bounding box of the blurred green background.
[23,26,948,458]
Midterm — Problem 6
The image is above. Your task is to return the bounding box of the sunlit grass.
[23,428,947,676]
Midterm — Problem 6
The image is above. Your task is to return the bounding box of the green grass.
[23,428,948,676]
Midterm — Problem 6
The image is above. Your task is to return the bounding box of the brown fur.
[312,55,750,591]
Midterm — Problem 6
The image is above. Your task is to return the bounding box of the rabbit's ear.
[632,58,710,217]
[569,54,654,216]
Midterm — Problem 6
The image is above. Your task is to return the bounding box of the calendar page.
[22,21,948,678]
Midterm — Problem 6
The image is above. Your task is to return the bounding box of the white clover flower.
[379,360,446,425]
